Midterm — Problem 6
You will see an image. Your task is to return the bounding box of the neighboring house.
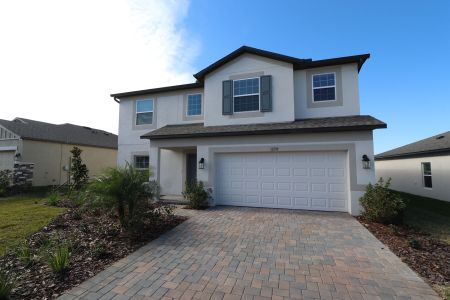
[0,118,118,186]
[112,46,386,215]
[375,131,450,202]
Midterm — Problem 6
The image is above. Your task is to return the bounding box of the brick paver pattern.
[60,207,440,300]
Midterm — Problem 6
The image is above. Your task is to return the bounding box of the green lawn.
[0,195,65,255]
[395,190,450,244]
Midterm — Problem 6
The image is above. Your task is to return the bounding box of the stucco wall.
[294,63,360,119]
[117,88,203,167]
[20,140,117,186]
[204,53,295,126]
[150,131,375,215]
[375,155,450,202]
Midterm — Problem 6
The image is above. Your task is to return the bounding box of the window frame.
[421,162,432,189]
[312,72,337,102]
[186,93,203,117]
[135,99,154,126]
[232,77,261,113]
[134,155,149,170]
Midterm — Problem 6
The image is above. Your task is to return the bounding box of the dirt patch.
[0,206,186,299]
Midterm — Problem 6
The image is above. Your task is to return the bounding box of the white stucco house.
[112,46,386,215]
[375,131,450,202]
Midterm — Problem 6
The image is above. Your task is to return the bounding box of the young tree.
[70,146,89,190]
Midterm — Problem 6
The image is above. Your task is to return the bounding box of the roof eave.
[110,82,203,99]
[142,124,386,140]
[375,148,450,160]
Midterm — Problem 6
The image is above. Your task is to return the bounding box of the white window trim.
[136,99,154,126]
[421,162,433,189]
[134,155,149,170]
[186,93,203,117]
[233,77,261,113]
[312,72,336,103]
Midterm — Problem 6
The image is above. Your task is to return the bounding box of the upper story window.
[421,162,432,188]
[136,99,153,125]
[312,73,336,102]
[233,78,260,112]
[187,94,202,116]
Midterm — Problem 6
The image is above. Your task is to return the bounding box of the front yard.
[360,191,450,299]
[0,195,65,255]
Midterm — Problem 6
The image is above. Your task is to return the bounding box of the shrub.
[0,170,12,197]
[87,164,158,229]
[70,146,89,190]
[15,244,36,267]
[408,238,421,249]
[183,180,209,209]
[47,244,71,275]
[359,178,405,224]
[46,191,61,206]
[0,270,14,300]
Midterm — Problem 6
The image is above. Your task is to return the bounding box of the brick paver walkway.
[60,207,439,300]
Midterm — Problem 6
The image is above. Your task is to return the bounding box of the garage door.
[215,151,348,212]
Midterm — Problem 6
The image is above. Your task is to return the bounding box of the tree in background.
[70,147,89,190]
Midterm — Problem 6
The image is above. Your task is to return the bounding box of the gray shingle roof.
[375,131,450,160]
[0,118,117,149]
[142,115,386,140]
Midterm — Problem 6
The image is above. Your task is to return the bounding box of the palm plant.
[87,164,154,228]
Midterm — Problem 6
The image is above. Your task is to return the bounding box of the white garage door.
[215,151,349,212]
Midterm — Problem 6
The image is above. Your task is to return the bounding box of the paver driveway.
[60,207,439,300]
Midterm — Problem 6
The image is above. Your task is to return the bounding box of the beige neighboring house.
[0,118,117,186]
[375,131,450,202]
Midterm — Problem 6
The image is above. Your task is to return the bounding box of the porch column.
[149,145,160,184]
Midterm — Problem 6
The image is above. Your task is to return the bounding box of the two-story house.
[112,46,386,215]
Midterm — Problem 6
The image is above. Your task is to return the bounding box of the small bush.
[0,170,12,197]
[408,238,421,249]
[46,191,61,206]
[0,270,14,300]
[47,244,71,275]
[359,178,405,224]
[15,244,36,267]
[93,243,110,259]
[183,180,209,209]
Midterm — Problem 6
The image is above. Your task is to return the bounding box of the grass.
[0,194,65,255]
[392,190,450,244]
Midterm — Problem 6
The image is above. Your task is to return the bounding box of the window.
[421,162,432,188]
[134,155,149,169]
[233,78,260,112]
[136,99,153,125]
[187,94,202,116]
[312,73,336,102]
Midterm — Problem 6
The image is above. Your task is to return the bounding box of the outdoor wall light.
[198,157,205,169]
[362,155,371,169]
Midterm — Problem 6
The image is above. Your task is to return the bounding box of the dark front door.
[186,153,197,184]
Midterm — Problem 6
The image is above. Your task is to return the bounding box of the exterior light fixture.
[362,155,371,169]
[198,157,205,169]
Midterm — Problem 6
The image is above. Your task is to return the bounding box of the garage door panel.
[216,151,348,212]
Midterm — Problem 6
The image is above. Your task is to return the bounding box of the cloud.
[0,0,199,133]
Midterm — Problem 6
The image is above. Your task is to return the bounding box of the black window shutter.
[222,80,233,115]
[260,75,272,112]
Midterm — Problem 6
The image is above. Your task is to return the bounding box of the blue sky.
[183,0,450,154]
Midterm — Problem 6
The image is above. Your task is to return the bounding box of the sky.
[1,0,449,154]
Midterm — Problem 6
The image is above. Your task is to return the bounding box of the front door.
[186,153,197,184]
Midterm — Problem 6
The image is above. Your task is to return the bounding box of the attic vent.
[103,132,110,136]
[83,126,92,130]
[436,135,445,140]
[91,130,98,134]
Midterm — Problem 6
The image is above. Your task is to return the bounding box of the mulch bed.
[0,204,186,299]
[358,219,450,287]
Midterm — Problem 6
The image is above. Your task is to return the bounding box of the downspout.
[113,97,120,103]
